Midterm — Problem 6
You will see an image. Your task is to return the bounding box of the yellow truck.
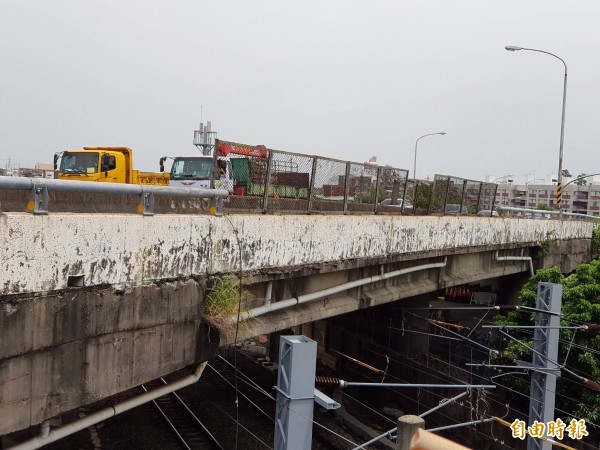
[54,147,169,185]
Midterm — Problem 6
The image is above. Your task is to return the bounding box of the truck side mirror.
[159,157,166,173]
[53,153,59,170]
[101,154,111,173]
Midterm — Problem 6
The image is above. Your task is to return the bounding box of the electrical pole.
[527,282,562,450]
[274,336,317,450]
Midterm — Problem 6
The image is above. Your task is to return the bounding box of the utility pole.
[273,336,317,450]
[527,282,562,450]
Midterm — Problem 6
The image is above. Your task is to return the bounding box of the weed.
[203,275,248,341]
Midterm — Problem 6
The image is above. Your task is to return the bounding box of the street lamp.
[414,132,446,181]
[490,175,514,183]
[505,45,568,217]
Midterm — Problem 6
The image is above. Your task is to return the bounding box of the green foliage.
[205,276,239,315]
[536,230,557,257]
[562,169,572,178]
[428,179,460,212]
[204,275,245,339]
[354,185,389,204]
[493,262,600,428]
[592,220,600,257]
[415,183,432,209]
[576,173,589,186]
[536,203,553,211]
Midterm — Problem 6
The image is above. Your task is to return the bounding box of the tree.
[576,173,589,186]
[562,169,572,178]
[536,203,553,211]
[593,220,600,257]
[494,262,600,429]
[414,183,432,209]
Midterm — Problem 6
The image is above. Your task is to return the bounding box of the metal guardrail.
[497,206,597,222]
[0,176,229,216]
[2,144,596,222]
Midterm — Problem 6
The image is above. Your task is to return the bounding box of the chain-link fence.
[310,156,347,213]
[213,140,495,216]
[478,183,498,214]
[406,179,435,215]
[266,150,313,212]
[214,139,412,214]
[213,140,268,211]
[346,162,379,213]
[428,175,498,215]
[374,167,410,214]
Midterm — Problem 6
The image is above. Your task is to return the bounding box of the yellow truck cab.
[55,147,170,185]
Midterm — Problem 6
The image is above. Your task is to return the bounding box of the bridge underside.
[0,234,590,436]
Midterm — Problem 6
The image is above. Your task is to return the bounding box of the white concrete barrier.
[0,213,593,295]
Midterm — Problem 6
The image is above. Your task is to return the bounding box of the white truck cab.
[160,156,233,192]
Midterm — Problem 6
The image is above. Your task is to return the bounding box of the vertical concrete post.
[262,149,273,212]
[274,335,317,450]
[307,157,318,213]
[343,162,350,214]
[401,171,409,214]
[374,166,382,214]
[396,415,425,450]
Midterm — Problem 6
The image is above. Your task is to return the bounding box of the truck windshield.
[171,158,213,180]
[60,152,99,174]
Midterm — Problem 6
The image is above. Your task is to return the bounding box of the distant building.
[3,162,54,178]
[494,182,600,217]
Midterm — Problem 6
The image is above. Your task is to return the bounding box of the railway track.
[141,378,224,450]
[138,350,357,449]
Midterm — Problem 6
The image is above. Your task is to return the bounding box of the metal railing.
[497,206,597,222]
[2,140,595,222]
[0,176,229,216]
[213,139,412,214]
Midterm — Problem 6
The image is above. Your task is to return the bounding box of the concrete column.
[396,415,425,450]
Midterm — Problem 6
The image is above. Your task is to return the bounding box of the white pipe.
[236,258,447,322]
[8,362,208,450]
[264,281,273,306]
[39,421,49,439]
[495,251,534,276]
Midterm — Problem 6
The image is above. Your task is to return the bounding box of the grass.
[203,275,246,340]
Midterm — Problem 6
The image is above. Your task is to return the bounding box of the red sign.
[217,141,268,158]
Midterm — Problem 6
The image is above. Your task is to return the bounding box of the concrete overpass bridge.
[0,184,596,438]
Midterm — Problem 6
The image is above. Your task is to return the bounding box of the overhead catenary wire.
[367,334,599,450]
[481,315,600,390]
[492,326,600,392]
[381,319,600,433]
[351,391,472,450]
[409,310,600,393]
[211,403,272,449]
[387,313,600,448]
[220,348,361,448]
[364,346,529,426]
[389,319,600,416]
[341,363,519,450]
[333,336,502,433]
[413,314,600,419]
[224,215,247,450]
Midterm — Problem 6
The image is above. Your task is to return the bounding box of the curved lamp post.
[414,132,446,181]
[491,175,514,183]
[505,45,567,217]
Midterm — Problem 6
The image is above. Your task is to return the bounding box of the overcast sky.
[1,1,599,183]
